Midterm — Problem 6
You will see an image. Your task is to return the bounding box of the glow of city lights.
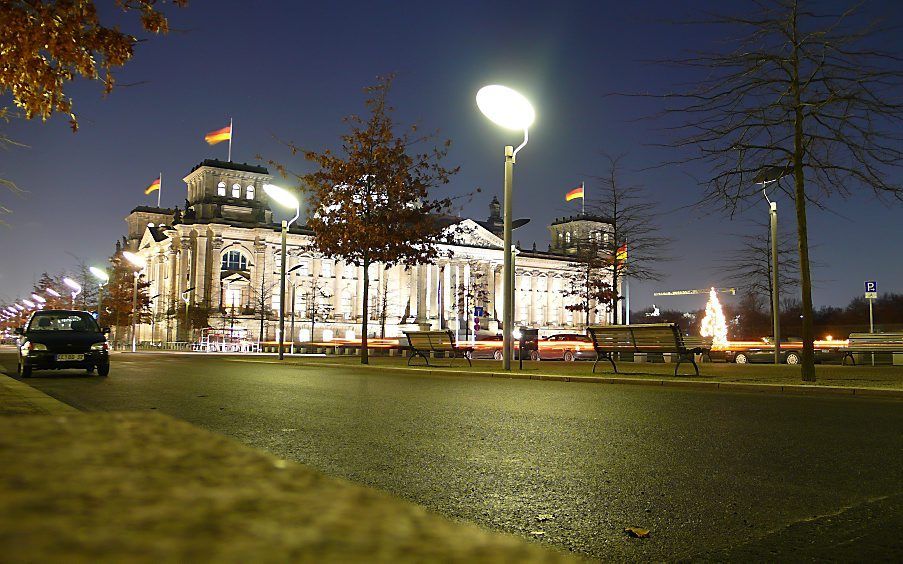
[700,287,729,347]
[121,251,144,268]
[89,266,110,283]
[476,85,536,130]
[263,184,300,211]
[63,278,82,293]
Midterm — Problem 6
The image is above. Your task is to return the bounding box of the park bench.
[403,330,474,367]
[841,332,903,365]
[585,323,713,376]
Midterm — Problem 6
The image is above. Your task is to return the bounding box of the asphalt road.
[4,351,902,561]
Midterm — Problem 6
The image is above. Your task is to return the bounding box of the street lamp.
[63,277,82,306]
[263,183,301,360]
[122,251,144,352]
[89,266,109,320]
[754,165,790,365]
[476,84,535,370]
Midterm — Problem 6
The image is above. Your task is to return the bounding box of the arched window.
[565,232,571,244]
[232,183,241,198]
[221,250,248,271]
[217,181,226,196]
[246,185,254,200]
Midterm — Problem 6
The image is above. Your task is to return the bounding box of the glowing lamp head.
[121,251,144,268]
[63,278,82,294]
[89,266,110,283]
[476,85,535,130]
[45,288,61,298]
[263,184,300,211]
[512,328,523,340]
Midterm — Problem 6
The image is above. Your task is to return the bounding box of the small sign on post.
[865,281,878,300]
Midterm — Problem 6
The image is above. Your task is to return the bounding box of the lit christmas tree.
[700,287,728,347]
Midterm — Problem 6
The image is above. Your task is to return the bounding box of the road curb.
[0,374,80,415]
[291,360,903,399]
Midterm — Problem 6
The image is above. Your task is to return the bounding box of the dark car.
[723,337,843,365]
[16,310,110,377]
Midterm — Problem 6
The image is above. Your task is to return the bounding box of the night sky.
[2,0,901,312]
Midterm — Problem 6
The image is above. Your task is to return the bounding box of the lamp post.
[122,251,145,352]
[263,184,301,360]
[476,85,535,370]
[63,278,82,307]
[754,165,790,365]
[89,267,109,320]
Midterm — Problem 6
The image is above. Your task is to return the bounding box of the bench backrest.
[680,336,714,351]
[586,323,685,353]
[846,332,903,350]
[404,330,456,352]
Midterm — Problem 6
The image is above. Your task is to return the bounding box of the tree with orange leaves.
[271,75,460,364]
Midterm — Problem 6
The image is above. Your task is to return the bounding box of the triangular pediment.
[443,219,504,249]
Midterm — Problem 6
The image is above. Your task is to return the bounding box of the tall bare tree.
[561,234,614,327]
[716,221,801,307]
[269,75,459,363]
[587,153,671,322]
[648,0,903,380]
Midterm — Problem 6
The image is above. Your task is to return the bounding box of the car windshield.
[28,312,100,333]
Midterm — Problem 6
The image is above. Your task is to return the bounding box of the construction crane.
[653,288,736,297]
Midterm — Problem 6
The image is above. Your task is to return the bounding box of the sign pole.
[869,297,875,366]
[865,280,878,366]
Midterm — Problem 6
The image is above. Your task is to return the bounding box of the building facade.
[124,160,616,344]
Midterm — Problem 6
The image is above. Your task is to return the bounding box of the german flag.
[616,244,627,262]
[565,185,584,202]
[204,124,232,145]
[144,176,161,195]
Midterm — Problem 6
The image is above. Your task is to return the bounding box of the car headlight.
[91,342,109,351]
[28,342,48,352]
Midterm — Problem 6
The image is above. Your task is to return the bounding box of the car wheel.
[563,350,575,362]
[529,350,541,361]
[734,353,749,364]
[493,350,503,361]
[97,362,110,377]
[785,352,800,365]
[18,359,32,378]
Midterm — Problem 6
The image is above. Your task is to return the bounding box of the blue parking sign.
[865,281,877,293]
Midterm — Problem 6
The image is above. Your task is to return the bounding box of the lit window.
[520,274,531,291]
[294,260,310,277]
[217,182,226,196]
[232,183,241,198]
[320,261,333,277]
[246,185,255,200]
[271,293,280,312]
[519,302,528,321]
[537,276,547,291]
[221,250,248,271]
[566,232,571,244]
[224,287,242,308]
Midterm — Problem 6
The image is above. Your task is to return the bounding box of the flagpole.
[581,181,585,215]
[157,172,162,207]
[228,117,233,162]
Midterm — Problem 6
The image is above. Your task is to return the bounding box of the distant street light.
[63,277,82,306]
[264,183,301,361]
[122,251,144,353]
[22,299,35,309]
[476,84,535,370]
[89,267,110,320]
[45,288,61,299]
[755,165,791,365]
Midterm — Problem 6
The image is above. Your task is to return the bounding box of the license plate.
[56,354,84,361]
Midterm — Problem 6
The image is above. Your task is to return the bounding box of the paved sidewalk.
[0,375,578,562]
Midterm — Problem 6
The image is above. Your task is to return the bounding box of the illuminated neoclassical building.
[123,159,615,344]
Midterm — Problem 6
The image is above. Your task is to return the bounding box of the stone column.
[209,237,224,310]
[415,264,427,323]
[529,271,537,325]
